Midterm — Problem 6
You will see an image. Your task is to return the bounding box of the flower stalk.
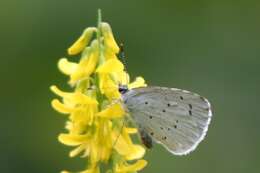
[51,10,147,173]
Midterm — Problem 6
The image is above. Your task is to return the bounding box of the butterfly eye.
[118,84,128,94]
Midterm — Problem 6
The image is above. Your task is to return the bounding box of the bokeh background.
[1,0,259,172]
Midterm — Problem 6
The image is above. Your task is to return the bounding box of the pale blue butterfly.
[119,85,212,155]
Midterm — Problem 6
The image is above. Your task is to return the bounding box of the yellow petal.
[51,99,73,114]
[104,89,121,101]
[101,22,119,53]
[81,47,91,57]
[99,74,121,100]
[114,134,131,156]
[125,145,146,160]
[96,59,124,73]
[70,104,97,126]
[61,171,70,173]
[69,55,98,84]
[75,79,90,93]
[50,85,98,105]
[68,27,96,55]
[58,133,88,146]
[113,132,145,161]
[65,121,73,131]
[50,85,75,98]
[112,71,129,85]
[97,103,125,119]
[116,160,147,173]
[69,144,86,157]
[72,93,98,105]
[80,166,100,173]
[58,58,78,75]
[104,47,118,60]
[128,76,147,89]
[69,42,98,84]
[124,127,138,134]
[99,74,116,93]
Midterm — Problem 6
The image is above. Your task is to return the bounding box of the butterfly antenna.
[118,43,127,70]
[118,42,130,86]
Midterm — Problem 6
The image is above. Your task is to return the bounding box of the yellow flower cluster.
[51,12,147,173]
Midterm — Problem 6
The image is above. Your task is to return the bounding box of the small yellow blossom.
[101,22,120,53]
[51,10,147,173]
[116,160,148,173]
[96,58,124,73]
[96,103,125,118]
[58,58,78,75]
[68,27,97,55]
[128,77,147,89]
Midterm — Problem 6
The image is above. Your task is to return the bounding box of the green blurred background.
[1,0,259,172]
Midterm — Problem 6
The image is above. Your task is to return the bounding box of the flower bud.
[101,22,119,53]
[68,27,96,55]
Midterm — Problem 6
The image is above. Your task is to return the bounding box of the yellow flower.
[101,22,120,54]
[96,58,124,73]
[128,77,147,89]
[58,58,78,75]
[51,85,98,134]
[68,27,97,55]
[113,128,146,160]
[51,10,147,173]
[98,73,121,100]
[115,160,148,173]
[96,103,125,119]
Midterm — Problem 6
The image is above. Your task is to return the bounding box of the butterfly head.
[118,84,128,94]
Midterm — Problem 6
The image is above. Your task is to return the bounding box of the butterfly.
[119,85,212,155]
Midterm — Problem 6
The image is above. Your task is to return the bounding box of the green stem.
[97,9,105,65]
[97,9,102,47]
[97,9,102,32]
[95,9,104,108]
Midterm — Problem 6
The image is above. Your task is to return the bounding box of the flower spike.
[51,10,147,173]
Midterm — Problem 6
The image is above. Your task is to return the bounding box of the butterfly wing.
[122,86,212,155]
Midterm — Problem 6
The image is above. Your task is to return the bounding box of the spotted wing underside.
[122,86,212,155]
